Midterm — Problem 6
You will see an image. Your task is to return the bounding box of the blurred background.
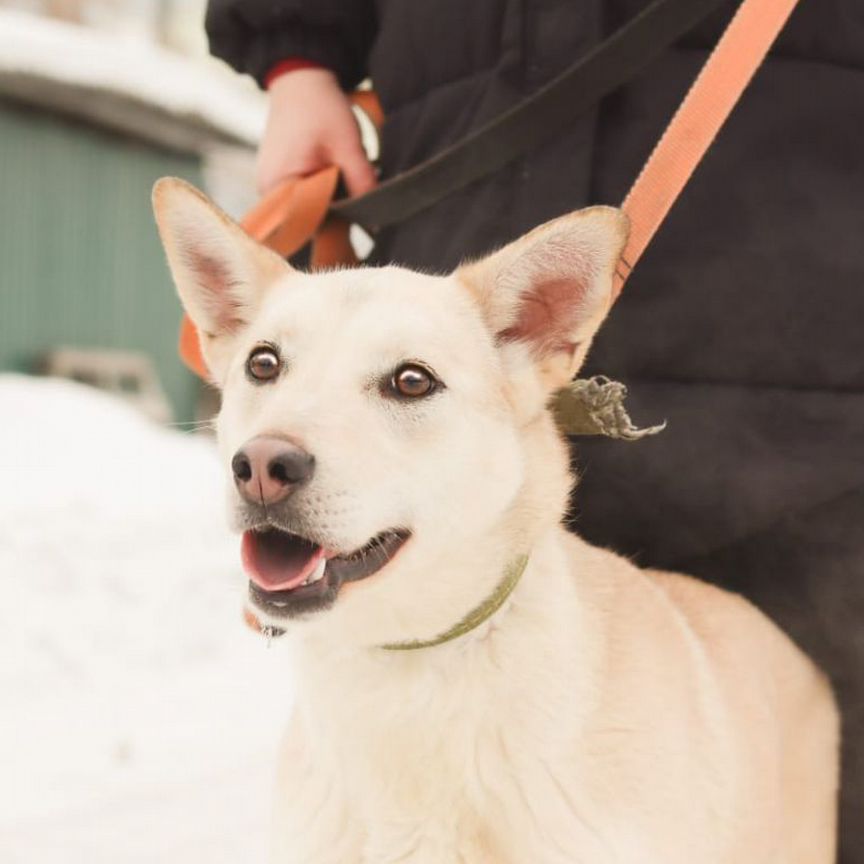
[0,0,265,425]
[0,3,294,861]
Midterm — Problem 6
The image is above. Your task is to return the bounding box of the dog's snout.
[232,436,315,505]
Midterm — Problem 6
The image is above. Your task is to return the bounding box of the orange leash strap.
[614,0,801,298]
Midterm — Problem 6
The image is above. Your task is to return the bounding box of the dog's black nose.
[232,437,315,505]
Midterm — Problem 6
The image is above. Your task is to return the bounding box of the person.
[205,0,864,857]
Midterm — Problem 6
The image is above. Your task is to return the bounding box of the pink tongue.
[242,530,325,592]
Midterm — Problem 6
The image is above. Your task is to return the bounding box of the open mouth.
[242,526,410,620]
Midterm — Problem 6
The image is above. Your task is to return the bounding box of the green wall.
[0,97,204,422]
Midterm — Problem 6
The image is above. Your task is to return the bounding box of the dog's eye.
[246,346,281,382]
[389,363,438,399]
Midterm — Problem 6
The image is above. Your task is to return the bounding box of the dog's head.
[153,179,627,646]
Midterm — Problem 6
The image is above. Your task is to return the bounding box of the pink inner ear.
[500,277,585,356]
[184,246,245,334]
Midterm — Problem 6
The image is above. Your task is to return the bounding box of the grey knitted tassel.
[551,375,667,441]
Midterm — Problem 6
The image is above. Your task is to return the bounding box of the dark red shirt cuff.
[264,58,325,89]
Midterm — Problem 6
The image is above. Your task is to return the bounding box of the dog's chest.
[290,627,606,862]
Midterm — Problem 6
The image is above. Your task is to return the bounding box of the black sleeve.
[205,0,377,90]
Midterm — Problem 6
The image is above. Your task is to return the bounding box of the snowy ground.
[0,375,294,863]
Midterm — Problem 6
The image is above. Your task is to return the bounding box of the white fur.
[154,179,839,864]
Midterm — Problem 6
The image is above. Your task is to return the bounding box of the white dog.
[154,178,839,864]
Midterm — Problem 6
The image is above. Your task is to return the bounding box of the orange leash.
[614,0,801,297]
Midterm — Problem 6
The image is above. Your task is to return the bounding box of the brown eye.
[246,346,281,382]
[390,363,438,399]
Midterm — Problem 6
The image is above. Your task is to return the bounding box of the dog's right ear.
[152,177,290,381]
[456,206,628,393]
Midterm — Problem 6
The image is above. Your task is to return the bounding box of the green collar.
[379,554,529,651]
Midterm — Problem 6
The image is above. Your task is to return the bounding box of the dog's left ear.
[457,206,628,389]
[152,177,290,381]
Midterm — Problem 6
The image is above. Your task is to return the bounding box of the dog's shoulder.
[562,532,825,694]
[644,567,832,703]
[644,567,784,651]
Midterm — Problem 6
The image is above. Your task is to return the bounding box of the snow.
[0,8,266,149]
[0,375,294,862]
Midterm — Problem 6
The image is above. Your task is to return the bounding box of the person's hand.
[257,68,377,198]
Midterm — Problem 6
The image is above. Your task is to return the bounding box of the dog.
[153,177,839,864]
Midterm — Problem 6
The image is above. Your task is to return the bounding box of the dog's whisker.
[162,418,217,431]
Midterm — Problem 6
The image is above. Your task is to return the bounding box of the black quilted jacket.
[206,1,864,857]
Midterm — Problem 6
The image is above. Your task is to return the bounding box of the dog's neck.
[289,524,598,761]
[377,553,531,652]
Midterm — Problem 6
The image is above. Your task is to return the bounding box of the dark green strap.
[332,0,728,232]
[379,555,529,651]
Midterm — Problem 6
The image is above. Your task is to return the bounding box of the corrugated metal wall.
[0,97,204,422]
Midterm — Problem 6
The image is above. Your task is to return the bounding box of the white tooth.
[305,557,327,585]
